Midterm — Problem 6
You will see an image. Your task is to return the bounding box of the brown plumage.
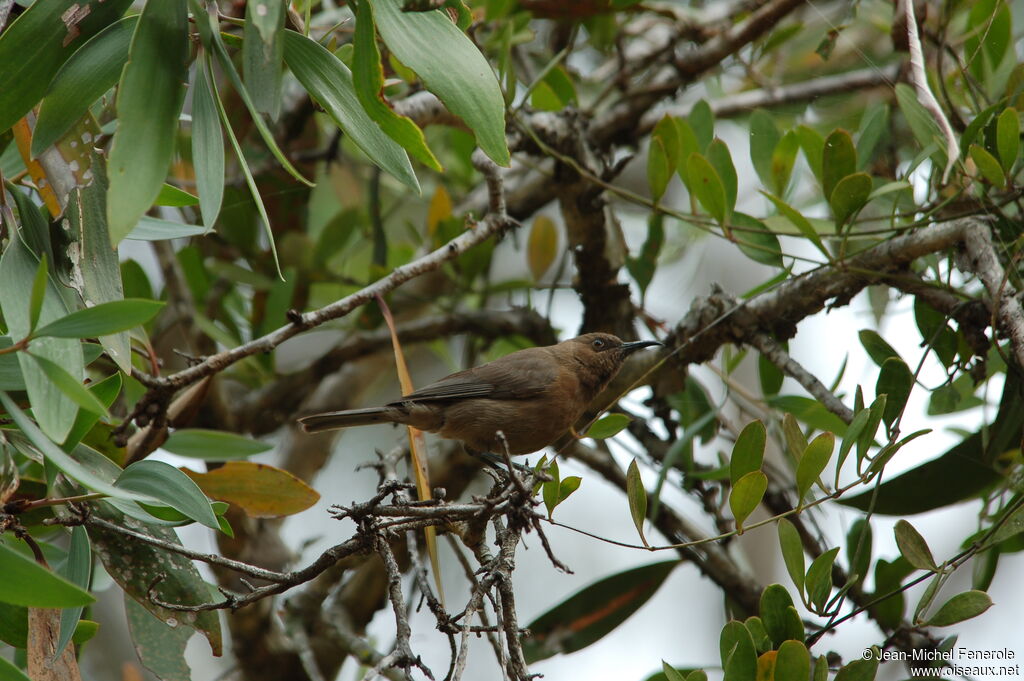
[298,333,661,455]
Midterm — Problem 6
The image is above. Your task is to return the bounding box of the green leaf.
[0,231,82,441]
[894,519,936,571]
[762,192,829,260]
[651,116,682,172]
[797,124,824,183]
[856,103,889,170]
[116,460,220,530]
[0,392,150,502]
[858,329,899,367]
[27,354,110,417]
[369,0,509,166]
[822,129,857,201]
[687,152,727,225]
[829,172,872,227]
[191,57,225,229]
[125,595,193,681]
[54,526,92,661]
[106,0,189,245]
[925,590,993,626]
[689,100,714,152]
[970,144,1006,187]
[846,518,872,584]
[732,212,783,268]
[996,107,1019,173]
[243,0,285,120]
[719,620,756,681]
[154,184,199,207]
[775,640,810,681]
[730,471,767,533]
[748,109,780,189]
[796,432,834,503]
[283,30,419,191]
[876,357,913,428]
[353,0,442,171]
[32,15,137,156]
[777,519,805,595]
[894,83,944,164]
[706,139,737,219]
[647,136,671,202]
[834,657,878,681]
[586,413,631,439]
[759,584,802,646]
[0,656,31,681]
[0,0,134,134]
[125,216,208,241]
[84,499,223,655]
[161,428,271,460]
[627,458,649,547]
[730,420,765,485]
[804,547,839,613]
[62,373,122,451]
[0,541,94,608]
[28,254,48,334]
[770,130,799,196]
[522,561,678,662]
[33,299,164,339]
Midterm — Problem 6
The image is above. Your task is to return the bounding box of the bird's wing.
[393,349,557,403]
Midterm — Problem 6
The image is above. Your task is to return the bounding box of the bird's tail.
[298,407,397,433]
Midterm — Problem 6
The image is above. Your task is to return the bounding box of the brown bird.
[298,333,661,456]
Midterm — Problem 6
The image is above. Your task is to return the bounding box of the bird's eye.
[591,338,605,349]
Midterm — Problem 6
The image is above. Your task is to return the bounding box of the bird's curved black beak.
[620,339,663,355]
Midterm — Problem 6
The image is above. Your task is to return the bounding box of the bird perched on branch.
[299,333,662,456]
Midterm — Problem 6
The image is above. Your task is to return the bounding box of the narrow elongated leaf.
[154,184,199,207]
[706,139,737,219]
[762,192,829,260]
[996,107,1019,173]
[190,58,225,229]
[33,299,163,339]
[876,358,913,427]
[771,130,799,196]
[27,354,109,417]
[522,561,678,662]
[368,0,509,166]
[795,433,834,503]
[126,216,207,241]
[53,527,91,661]
[0,656,31,681]
[647,136,671,202]
[804,547,839,613]
[0,392,150,502]
[116,460,220,530]
[27,256,48,334]
[777,519,805,595]
[970,144,1006,187]
[0,542,93,608]
[182,461,318,518]
[749,109,780,189]
[353,0,441,171]
[162,429,272,460]
[66,161,133,373]
[0,0,134,133]
[732,212,782,268]
[243,0,285,120]
[283,30,418,191]
[627,458,649,546]
[0,231,82,441]
[32,16,137,156]
[106,0,188,244]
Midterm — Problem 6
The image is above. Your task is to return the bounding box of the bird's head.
[565,333,663,383]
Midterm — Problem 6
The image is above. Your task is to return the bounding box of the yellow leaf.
[527,215,558,281]
[426,185,452,236]
[182,462,319,518]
